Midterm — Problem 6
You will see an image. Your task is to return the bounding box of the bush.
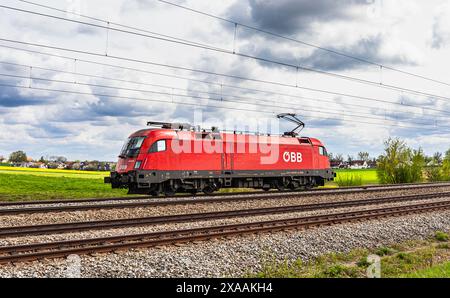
[377,138,425,184]
[442,152,450,181]
[435,231,449,242]
[375,246,396,256]
[425,167,443,182]
[320,264,358,278]
[356,257,371,268]
[335,173,363,187]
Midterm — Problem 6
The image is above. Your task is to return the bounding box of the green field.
[0,166,379,201]
[0,166,128,201]
[328,168,379,187]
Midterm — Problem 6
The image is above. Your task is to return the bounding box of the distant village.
[0,149,445,171]
[0,151,116,171]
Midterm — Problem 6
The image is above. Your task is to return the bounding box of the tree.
[49,156,67,163]
[39,156,46,163]
[377,138,425,184]
[432,152,443,165]
[327,152,334,162]
[358,151,370,162]
[9,150,27,163]
[56,156,67,163]
[443,149,450,180]
[335,154,344,163]
[347,155,354,164]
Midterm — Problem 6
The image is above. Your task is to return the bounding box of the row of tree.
[328,152,373,164]
[5,151,69,163]
[3,151,114,171]
[377,138,450,183]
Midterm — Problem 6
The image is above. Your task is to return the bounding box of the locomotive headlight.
[134,161,142,169]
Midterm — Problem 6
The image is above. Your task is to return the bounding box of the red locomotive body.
[106,118,335,195]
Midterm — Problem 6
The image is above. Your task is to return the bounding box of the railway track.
[0,199,449,264]
[1,182,450,215]
[1,191,449,237]
[1,181,449,207]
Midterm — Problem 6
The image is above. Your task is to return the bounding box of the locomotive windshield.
[119,136,146,158]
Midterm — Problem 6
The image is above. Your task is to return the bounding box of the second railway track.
[1,182,450,215]
[0,199,449,264]
[1,191,449,237]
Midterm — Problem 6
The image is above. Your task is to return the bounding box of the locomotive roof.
[129,128,324,146]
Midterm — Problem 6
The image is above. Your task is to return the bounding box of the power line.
[1,38,449,118]
[0,45,447,119]
[2,43,446,122]
[2,4,450,103]
[14,0,227,53]
[1,59,446,124]
[18,0,450,89]
[156,0,450,88]
[0,81,448,132]
[2,69,444,127]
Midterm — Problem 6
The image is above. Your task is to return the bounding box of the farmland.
[329,168,379,187]
[0,166,128,201]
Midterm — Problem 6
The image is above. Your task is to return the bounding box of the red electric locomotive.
[105,114,335,195]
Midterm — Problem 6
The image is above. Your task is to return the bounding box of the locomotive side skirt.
[105,168,335,194]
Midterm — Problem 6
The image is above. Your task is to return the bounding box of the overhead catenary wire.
[1,59,447,123]
[2,44,447,122]
[2,4,450,103]
[156,0,450,88]
[2,69,445,127]
[0,39,449,118]
[1,81,449,133]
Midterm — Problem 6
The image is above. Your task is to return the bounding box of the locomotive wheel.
[164,188,176,196]
[186,189,198,196]
[276,185,285,191]
[202,185,215,195]
[274,180,286,191]
[149,190,159,197]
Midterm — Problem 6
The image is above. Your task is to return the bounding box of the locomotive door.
[221,141,234,173]
[312,145,318,168]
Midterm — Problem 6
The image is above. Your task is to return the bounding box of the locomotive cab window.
[149,140,166,153]
[120,136,146,158]
[319,146,327,156]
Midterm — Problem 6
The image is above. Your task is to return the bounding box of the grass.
[0,166,108,179]
[326,168,379,187]
[335,173,363,187]
[0,167,128,201]
[251,231,450,278]
[435,231,449,242]
[403,262,450,277]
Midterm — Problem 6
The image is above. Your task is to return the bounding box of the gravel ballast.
[0,210,449,278]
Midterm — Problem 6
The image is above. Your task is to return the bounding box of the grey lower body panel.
[105,169,335,191]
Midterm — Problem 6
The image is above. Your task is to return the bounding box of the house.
[349,160,369,169]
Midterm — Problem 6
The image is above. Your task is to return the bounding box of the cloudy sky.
[1,0,450,161]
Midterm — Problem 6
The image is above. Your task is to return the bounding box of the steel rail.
[1,182,450,215]
[0,200,449,264]
[1,191,449,237]
[1,181,449,208]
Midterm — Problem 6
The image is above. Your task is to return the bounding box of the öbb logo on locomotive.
[104,113,335,196]
[283,152,303,163]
